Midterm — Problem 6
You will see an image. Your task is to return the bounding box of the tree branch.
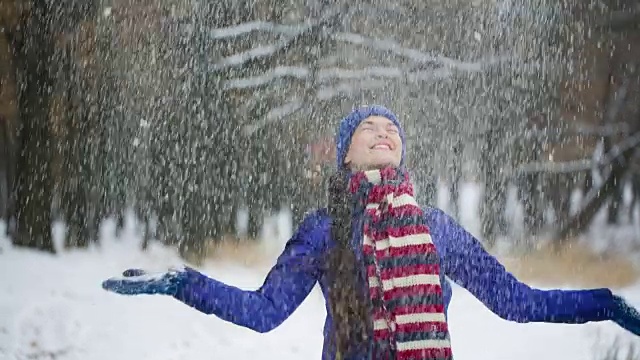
[567,122,630,137]
[514,132,640,175]
[211,6,344,74]
[242,100,304,136]
[224,66,309,89]
[208,21,304,39]
[332,32,512,71]
[593,4,640,31]
[225,65,453,90]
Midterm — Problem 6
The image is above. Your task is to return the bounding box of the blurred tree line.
[0,0,638,259]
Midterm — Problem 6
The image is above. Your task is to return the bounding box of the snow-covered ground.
[1,181,640,360]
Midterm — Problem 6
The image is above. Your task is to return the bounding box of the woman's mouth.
[371,143,392,150]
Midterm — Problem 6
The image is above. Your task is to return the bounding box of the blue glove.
[611,295,640,336]
[102,266,190,296]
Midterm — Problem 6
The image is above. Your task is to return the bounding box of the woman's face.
[344,116,403,171]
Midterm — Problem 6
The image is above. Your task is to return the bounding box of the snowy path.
[2,234,640,360]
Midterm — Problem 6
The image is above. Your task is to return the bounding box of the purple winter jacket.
[173,207,616,359]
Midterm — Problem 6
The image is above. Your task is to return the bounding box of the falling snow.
[0,1,639,359]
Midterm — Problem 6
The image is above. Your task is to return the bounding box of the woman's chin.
[368,161,400,170]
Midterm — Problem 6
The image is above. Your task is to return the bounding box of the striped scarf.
[349,167,453,360]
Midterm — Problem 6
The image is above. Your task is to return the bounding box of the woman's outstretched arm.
[103,211,329,333]
[425,207,616,324]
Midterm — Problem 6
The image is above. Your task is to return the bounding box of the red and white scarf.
[349,167,453,359]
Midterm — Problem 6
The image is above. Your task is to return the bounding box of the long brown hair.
[325,170,372,359]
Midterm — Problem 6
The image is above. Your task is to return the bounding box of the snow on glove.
[102,266,190,296]
[611,295,640,336]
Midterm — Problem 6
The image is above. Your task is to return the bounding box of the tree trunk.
[520,172,544,234]
[0,115,12,234]
[480,129,508,245]
[448,140,462,220]
[178,192,209,261]
[0,30,19,235]
[607,177,624,225]
[605,136,625,225]
[628,172,640,222]
[12,1,55,252]
[546,172,573,229]
[57,38,93,248]
[247,204,262,240]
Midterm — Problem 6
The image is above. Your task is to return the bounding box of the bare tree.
[11,0,57,252]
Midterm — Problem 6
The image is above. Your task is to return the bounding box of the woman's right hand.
[611,295,640,337]
[102,266,189,296]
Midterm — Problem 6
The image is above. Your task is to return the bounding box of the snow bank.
[2,222,640,360]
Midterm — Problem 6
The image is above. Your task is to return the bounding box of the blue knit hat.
[335,105,406,170]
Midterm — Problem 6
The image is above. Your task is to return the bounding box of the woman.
[102,105,640,359]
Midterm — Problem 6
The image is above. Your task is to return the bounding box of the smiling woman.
[343,116,404,171]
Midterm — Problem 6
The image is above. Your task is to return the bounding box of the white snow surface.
[2,181,640,360]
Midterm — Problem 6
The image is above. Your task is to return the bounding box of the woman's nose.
[375,129,389,138]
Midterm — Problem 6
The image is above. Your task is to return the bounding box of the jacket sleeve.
[425,208,616,324]
[173,212,325,333]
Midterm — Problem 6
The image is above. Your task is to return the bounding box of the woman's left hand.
[102,267,189,296]
[611,295,640,336]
